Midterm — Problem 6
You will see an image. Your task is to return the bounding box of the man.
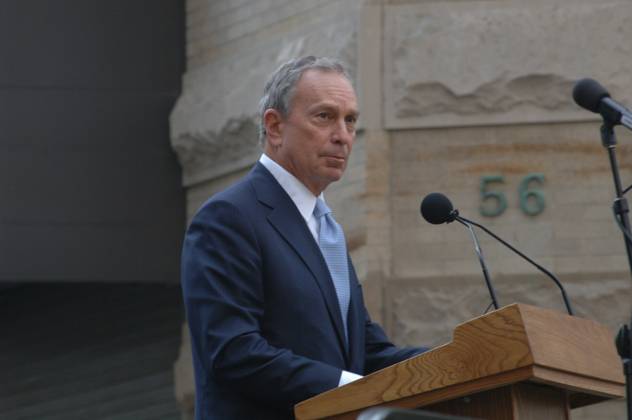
[181,56,425,420]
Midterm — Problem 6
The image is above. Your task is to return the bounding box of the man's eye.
[317,112,330,119]
[345,116,357,124]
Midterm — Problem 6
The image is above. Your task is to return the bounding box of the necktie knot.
[313,198,331,219]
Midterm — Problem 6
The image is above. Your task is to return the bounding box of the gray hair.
[257,56,351,145]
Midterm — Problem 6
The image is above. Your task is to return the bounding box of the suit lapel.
[249,163,349,358]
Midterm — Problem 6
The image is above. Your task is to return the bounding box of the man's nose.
[331,119,354,145]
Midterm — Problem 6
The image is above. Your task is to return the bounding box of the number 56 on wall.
[480,173,546,217]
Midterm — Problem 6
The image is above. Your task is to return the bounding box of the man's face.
[265,69,358,195]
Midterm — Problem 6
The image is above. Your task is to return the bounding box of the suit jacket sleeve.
[182,199,341,411]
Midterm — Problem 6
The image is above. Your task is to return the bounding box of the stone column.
[170,0,369,415]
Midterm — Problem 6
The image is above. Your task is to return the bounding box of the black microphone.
[573,78,632,131]
[420,192,458,224]
[420,193,574,316]
[421,193,499,310]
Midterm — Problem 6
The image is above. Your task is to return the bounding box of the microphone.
[573,78,632,131]
[420,193,574,316]
[420,192,458,224]
[421,193,499,311]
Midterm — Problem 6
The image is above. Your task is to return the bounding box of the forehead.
[292,69,357,109]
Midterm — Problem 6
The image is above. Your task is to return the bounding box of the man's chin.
[322,169,345,184]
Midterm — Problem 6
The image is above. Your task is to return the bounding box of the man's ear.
[263,109,284,147]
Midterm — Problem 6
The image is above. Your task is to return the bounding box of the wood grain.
[294,303,625,420]
[531,366,624,406]
[519,304,623,384]
[511,383,570,420]
[426,386,515,420]
[421,382,570,420]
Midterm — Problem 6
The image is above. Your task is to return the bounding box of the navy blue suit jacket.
[181,163,424,419]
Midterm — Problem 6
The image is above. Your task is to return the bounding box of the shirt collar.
[259,154,322,222]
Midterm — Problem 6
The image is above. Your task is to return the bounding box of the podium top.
[295,303,625,420]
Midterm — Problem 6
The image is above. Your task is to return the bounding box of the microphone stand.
[600,121,632,420]
[455,217,500,310]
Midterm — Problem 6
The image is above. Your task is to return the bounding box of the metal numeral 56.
[480,173,546,217]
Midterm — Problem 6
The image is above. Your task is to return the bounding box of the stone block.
[391,120,632,286]
[386,273,630,346]
[553,255,629,276]
[172,3,361,186]
[384,1,632,129]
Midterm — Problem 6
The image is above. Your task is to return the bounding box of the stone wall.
[172,0,632,418]
[380,1,632,418]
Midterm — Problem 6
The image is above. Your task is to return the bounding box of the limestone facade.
[171,1,632,418]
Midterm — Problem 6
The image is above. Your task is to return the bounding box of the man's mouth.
[324,155,346,161]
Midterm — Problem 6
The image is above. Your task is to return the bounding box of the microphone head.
[420,193,455,224]
[573,78,610,113]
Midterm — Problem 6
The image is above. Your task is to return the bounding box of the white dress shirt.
[258,154,362,387]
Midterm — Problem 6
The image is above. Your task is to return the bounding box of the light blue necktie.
[314,198,350,342]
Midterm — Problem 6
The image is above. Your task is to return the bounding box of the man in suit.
[181,56,425,420]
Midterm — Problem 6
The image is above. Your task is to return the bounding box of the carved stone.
[170,9,359,185]
[171,116,260,186]
[384,1,632,128]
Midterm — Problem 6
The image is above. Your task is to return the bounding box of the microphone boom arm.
[457,215,574,316]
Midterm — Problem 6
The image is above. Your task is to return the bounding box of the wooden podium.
[294,304,625,420]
